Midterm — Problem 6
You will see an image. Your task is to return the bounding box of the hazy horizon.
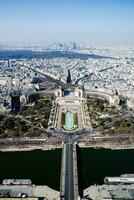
[0,0,134,45]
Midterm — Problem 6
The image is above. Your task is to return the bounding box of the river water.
[0,148,134,191]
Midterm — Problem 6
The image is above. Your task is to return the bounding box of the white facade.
[74,87,84,98]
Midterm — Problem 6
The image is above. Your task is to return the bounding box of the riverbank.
[0,144,62,152]
[1,142,134,152]
[79,142,134,150]
[0,184,60,200]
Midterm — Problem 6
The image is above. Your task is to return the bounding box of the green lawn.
[19,97,53,129]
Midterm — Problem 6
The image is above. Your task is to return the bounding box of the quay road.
[60,135,79,200]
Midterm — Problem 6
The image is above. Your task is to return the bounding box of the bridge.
[60,136,79,200]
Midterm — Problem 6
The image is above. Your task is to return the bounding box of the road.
[60,135,76,200]
[65,141,74,200]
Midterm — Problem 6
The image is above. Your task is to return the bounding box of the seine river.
[0,148,134,191]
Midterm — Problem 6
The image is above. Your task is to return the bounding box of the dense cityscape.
[0,43,134,199]
[0,0,134,199]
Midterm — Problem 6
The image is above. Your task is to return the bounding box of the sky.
[0,0,134,45]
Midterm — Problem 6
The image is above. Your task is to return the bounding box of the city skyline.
[0,0,134,45]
